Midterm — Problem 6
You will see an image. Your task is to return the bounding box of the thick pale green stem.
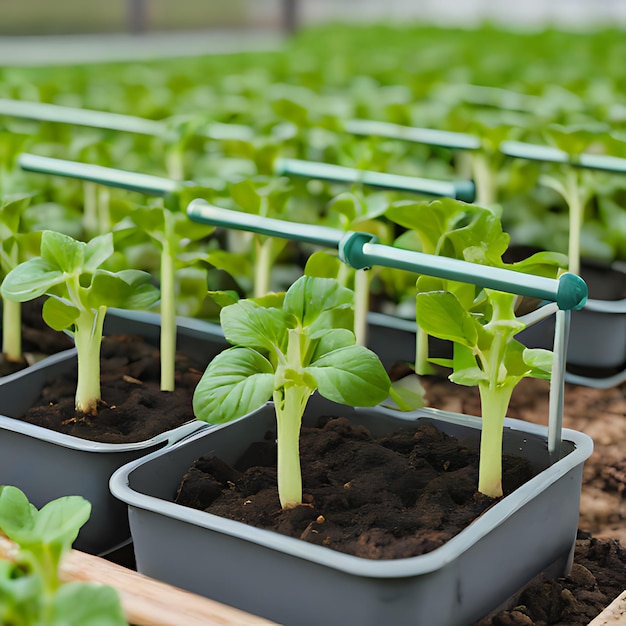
[160,244,176,392]
[337,262,351,288]
[254,237,273,298]
[564,169,582,276]
[273,328,311,509]
[2,298,21,361]
[82,181,98,237]
[415,326,435,375]
[353,269,370,346]
[74,307,106,415]
[97,186,111,235]
[477,381,514,498]
[165,147,185,181]
[471,153,496,207]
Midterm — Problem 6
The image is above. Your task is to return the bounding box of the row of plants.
[0,21,621,624]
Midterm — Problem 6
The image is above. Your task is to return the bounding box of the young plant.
[304,190,392,345]
[114,194,214,391]
[0,230,160,415]
[193,275,391,509]
[0,195,41,364]
[414,272,556,498]
[540,124,608,275]
[0,485,127,626]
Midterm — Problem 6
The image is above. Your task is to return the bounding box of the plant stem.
[97,185,111,234]
[414,325,434,375]
[2,298,21,362]
[471,153,496,207]
[74,306,106,415]
[564,169,582,276]
[353,269,370,346]
[160,243,176,392]
[82,181,99,238]
[477,381,514,498]
[254,236,273,298]
[337,262,351,288]
[273,328,312,509]
[165,147,185,181]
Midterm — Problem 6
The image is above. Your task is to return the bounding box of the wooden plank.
[0,535,279,626]
[588,590,626,626]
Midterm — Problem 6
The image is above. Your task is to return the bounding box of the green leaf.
[42,297,79,331]
[307,345,390,406]
[304,250,342,280]
[207,290,240,309]
[385,375,425,411]
[40,231,85,273]
[83,233,114,273]
[523,348,553,379]
[193,347,274,424]
[0,486,37,545]
[51,582,126,626]
[34,496,92,549]
[220,299,288,353]
[229,179,262,214]
[0,257,64,302]
[87,270,160,310]
[309,328,355,361]
[283,275,353,330]
[415,291,478,348]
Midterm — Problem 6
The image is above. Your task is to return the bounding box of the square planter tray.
[110,395,593,626]
[0,309,228,554]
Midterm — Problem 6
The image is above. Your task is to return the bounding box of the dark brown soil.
[0,298,74,376]
[176,416,535,559]
[174,374,626,625]
[17,333,203,443]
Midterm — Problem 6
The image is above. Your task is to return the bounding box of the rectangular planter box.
[110,396,593,626]
[0,310,228,555]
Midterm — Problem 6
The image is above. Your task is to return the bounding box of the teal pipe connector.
[19,153,181,196]
[274,157,476,202]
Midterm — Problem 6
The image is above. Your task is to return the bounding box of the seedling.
[0,230,160,415]
[414,272,557,498]
[193,275,391,509]
[0,195,41,364]
[0,485,126,626]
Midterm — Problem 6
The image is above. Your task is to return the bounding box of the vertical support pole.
[128,0,148,34]
[548,309,571,460]
[283,0,298,35]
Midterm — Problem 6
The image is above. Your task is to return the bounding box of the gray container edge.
[110,398,594,626]
[0,310,228,554]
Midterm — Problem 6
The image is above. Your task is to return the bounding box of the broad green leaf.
[523,348,553,380]
[450,366,488,386]
[229,179,262,214]
[42,297,79,331]
[309,328,355,361]
[51,582,126,626]
[283,275,353,329]
[307,345,390,406]
[40,231,85,273]
[271,96,309,127]
[385,375,425,411]
[205,250,252,282]
[507,250,567,278]
[87,270,160,310]
[304,250,342,280]
[220,299,288,353]
[83,232,115,273]
[34,496,92,548]
[0,486,37,545]
[207,290,240,309]
[415,291,478,348]
[193,347,274,424]
[0,257,64,302]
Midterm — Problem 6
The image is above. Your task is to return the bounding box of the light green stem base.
[74,307,106,415]
[477,382,515,498]
[254,237,273,298]
[2,298,22,362]
[160,246,176,392]
[353,269,370,346]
